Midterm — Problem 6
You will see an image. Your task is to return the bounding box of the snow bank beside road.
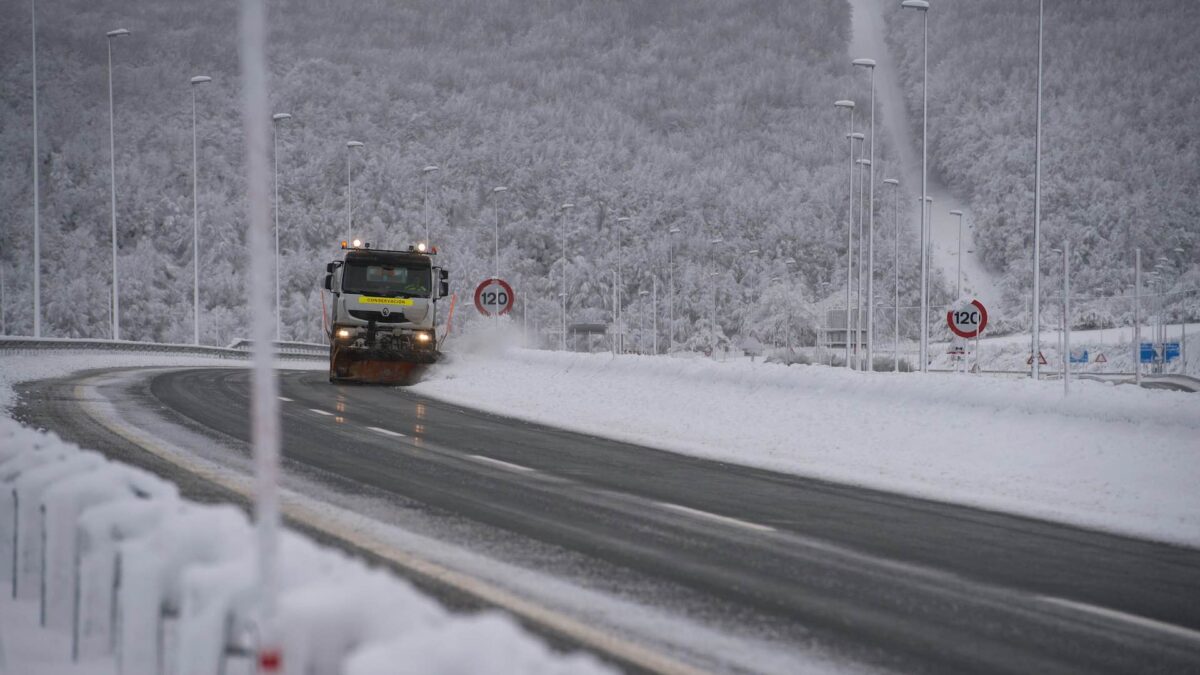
[416,348,1200,547]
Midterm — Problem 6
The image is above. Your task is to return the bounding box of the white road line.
[367,426,406,438]
[468,454,535,473]
[656,501,776,533]
[1038,596,1200,644]
[309,408,333,416]
[278,396,293,402]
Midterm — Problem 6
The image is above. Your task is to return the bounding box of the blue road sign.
[1069,349,1089,364]
[1165,342,1181,362]
[1140,343,1156,363]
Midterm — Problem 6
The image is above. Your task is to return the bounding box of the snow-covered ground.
[417,337,1200,548]
[928,321,1199,376]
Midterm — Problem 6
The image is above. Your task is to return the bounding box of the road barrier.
[0,336,326,361]
[0,419,611,675]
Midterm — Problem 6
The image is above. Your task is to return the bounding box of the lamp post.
[901,0,930,372]
[836,99,857,369]
[346,141,364,243]
[271,112,291,342]
[491,186,507,282]
[709,237,724,359]
[668,226,680,352]
[784,257,797,355]
[422,165,439,245]
[31,0,41,336]
[854,58,877,371]
[924,197,933,354]
[106,28,130,341]
[638,288,649,353]
[855,156,871,369]
[1052,243,1070,395]
[559,202,574,350]
[846,131,865,367]
[1030,0,1047,381]
[616,215,631,353]
[189,75,212,345]
[652,275,658,355]
[884,178,900,371]
[1134,248,1141,385]
[949,209,964,299]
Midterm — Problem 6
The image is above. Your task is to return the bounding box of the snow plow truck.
[323,241,450,384]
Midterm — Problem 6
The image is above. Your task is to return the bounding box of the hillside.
[882,0,1199,324]
[2,0,935,347]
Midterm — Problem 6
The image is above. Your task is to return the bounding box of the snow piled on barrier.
[0,419,612,674]
[418,347,1200,548]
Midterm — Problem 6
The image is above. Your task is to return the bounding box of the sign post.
[474,278,515,317]
[947,299,988,373]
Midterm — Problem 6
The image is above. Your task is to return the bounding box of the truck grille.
[348,309,407,323]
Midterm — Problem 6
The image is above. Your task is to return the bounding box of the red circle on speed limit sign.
[947,299,988,339]
[474,278,515,316]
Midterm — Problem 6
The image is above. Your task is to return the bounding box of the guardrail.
[0,336,327,361]
[1075,372,1200,393]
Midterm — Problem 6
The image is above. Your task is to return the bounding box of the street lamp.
[901,0,930,373]
[846,131,865,368]
[884,178,900,372]
[271,112,291,342]
[421,165,439,245]
[559,202,574,350]
[189,75,212,345]
[616,215,631,353]
[346,141,364,243]
[1051,242,1070,395]
[855,156,871,369]
[491,186,507,283]
[638,288,650,353]
[1031,0,1046,381]
[784,257,797,355]
[836,99,857,369]
[668,226,681,352]
[709,237,724,359]
[106,28,131,341]
[31,0,41,336]
[853,58,877,371]
[949,209,964,299]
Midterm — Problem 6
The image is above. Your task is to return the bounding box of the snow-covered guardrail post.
[75,499,173,660]
[17,451,103,603]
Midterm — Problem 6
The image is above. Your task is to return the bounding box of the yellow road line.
[72,377,709,675]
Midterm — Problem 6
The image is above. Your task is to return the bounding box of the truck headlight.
[335,328,352,340]
[415,332,432,344]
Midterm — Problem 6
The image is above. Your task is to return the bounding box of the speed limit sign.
[947,299,988,339]
[474,278,515,316]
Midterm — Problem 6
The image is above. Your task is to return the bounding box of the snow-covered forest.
[883,0,1199,315]
[1,0,1194,347]
[0,0,921,348]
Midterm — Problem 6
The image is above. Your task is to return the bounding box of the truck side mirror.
[439,269,449,281]
[440,281,450,297]
[323,274,333,291]
[326,262,336,273]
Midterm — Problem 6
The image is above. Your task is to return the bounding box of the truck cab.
[323,242,449,382]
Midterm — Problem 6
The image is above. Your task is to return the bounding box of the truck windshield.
[342,261,430,297]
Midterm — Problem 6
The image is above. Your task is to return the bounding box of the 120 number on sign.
[474,278,515,317]
[947,299,988,339]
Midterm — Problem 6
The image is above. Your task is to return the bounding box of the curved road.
[17,367,1200,674]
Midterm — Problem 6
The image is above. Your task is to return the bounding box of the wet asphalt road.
[18,367,1200,674]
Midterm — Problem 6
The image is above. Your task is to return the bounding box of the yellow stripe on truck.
[358,296,414,306]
